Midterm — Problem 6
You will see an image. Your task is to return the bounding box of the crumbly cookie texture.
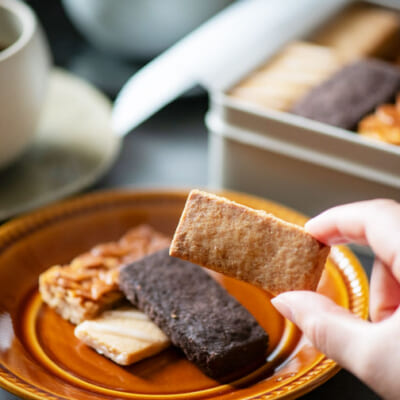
[39,225,170,324]
[75,307,170,365]
[170,190,330,295]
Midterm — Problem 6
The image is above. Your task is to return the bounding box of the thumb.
[271,291,371,376]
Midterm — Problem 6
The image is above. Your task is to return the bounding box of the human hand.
[271,199,400,400]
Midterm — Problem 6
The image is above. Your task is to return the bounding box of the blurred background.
[0,1,382,398]
[2,0,218,199]
[29,0,233,96]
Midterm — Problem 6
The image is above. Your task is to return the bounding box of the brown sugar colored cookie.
[170,190,330,295]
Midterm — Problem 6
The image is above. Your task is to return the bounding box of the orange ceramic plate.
[0,190,368,400]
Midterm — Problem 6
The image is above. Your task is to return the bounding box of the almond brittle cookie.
[39,225,170,324]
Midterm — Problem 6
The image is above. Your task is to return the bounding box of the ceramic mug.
[0,0,50,168]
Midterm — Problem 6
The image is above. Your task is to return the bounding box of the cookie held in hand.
[170,190,330,295]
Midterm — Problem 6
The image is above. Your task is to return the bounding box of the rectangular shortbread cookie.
[39,225,170,324]
[170,190,330,295]
[75,307,170,365]
[312,3,400,62]
[229,41,342,111]
[119,249,269,379]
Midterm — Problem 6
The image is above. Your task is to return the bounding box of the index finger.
[305,199,400,277]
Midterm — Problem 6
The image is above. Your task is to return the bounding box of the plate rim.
[0,188,369,400]
[0,68,121,221]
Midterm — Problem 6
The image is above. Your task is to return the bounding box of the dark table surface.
[0,1,380,399]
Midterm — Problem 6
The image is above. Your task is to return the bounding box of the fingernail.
[271,297,295,322]
[304,218,318,231]
[304,220,313,231]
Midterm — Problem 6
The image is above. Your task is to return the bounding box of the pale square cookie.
[170,190,330,295]
[75,307,170,365]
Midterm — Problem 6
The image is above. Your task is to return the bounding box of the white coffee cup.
[0,0,50,168]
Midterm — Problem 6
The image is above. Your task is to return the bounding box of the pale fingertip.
[304,218,332,243]
[271,297,295,323]
[304,219,317,233]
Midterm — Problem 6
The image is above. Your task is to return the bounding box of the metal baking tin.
[206,0,400,216]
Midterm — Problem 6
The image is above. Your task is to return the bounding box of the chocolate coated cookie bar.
[119,249,269,379]
[291,59,400,130]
